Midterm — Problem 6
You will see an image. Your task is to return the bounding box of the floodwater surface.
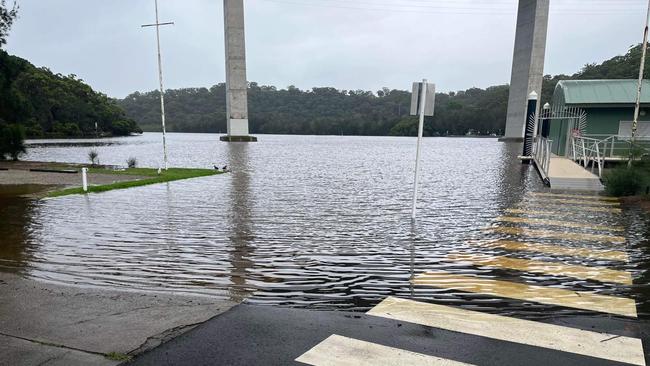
[1,133,649,319]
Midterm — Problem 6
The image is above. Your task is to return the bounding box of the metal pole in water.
[411,79,427,220]
[630,0,650,168]
[82,168,88,192]
[142,0,174,170]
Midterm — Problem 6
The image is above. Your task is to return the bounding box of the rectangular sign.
[410,82,435,116]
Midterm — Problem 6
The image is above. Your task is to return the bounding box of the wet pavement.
[126,303,649,366]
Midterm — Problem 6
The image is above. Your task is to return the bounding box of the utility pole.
[630,0,650,168]
[142,0,173,170]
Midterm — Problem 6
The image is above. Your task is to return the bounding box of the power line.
[255,0,648,15]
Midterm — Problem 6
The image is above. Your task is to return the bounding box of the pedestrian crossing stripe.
[487,226,626,244]
[528,198,620,206]
[368,297,645,366]
[447,253,632,285]
[495,216,624,232]
[509,206,622,214]
[529,192,620,202]
[296,334,476,366]
[477,240,628,262]
[413,271,637,317]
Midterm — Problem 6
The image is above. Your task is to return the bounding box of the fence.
[533,136,552,182]
[569,134,650,178]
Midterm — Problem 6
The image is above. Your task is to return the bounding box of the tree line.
[119,44,650,137]
[0,3,141,138]
[0,50,142,138]
[119,83,510,137]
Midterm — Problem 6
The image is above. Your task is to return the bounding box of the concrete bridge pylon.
[503,0,550,141]
[221,0,257,142]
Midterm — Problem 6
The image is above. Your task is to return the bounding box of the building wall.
[548,106,650,156]
[583,107,650,136]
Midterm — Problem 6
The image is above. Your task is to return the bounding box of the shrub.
[88,149,99,166]
[111,120,141,136]
[0,124,27,161]
[604,166,647,196]
[52,122,82,137]
[127,157,137,168]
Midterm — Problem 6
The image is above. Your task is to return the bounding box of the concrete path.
[547,156,604,190]
[0,273,235,366]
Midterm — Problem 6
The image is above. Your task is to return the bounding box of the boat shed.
[549,79,650,156]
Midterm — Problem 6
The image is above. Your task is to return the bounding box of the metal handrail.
[569,135,611,178]
[573,134,650,159]
[533,136,553,182]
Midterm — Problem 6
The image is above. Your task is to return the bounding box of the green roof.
[554,79,650,105]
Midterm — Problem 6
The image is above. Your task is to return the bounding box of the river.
[1,133,648,319]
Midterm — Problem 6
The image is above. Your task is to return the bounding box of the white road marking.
[368,297,645,366]
[447,253,633,285]
[414,271,637,317]
[295,334,476,366]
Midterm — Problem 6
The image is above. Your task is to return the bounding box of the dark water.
[2,133,649,318]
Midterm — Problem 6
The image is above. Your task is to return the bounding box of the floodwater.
[2,133,649,319]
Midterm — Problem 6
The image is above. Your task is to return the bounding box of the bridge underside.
[503,0,550,141]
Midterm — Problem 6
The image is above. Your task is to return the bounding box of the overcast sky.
[5,0,649,98]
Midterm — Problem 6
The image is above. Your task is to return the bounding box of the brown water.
[1,133,649,318]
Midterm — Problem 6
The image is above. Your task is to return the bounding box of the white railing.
[569,134,650,178]
[570,135,605,178]
[534,136,552,182]
[572,134,650,159]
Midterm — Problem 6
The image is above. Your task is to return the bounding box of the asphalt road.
[125,302,649,366]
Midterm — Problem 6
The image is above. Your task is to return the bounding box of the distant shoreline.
[99,131,502,139]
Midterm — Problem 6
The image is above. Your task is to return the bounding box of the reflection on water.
[0,186,44,275]
[226,143,255,302]
[1,134,649,318]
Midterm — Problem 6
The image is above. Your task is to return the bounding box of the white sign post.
[410,80,436,220]
[81,167,88,192]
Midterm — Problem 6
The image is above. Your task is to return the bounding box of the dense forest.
[120,80,509,136]
[0,50,142,138]
[0,2,141,138]
[120,44,650,137]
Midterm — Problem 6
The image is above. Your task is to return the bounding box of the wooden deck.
[546,156,604,191]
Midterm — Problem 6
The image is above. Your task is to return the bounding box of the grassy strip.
[47,168,220,197]
[105,352,132,362]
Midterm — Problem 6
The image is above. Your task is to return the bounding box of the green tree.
[0,123,26,160]
[0,50,142,137]
[0,0,18,48]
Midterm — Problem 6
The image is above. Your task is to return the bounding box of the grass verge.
[105,352,132,362]
[47,167,221,197]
